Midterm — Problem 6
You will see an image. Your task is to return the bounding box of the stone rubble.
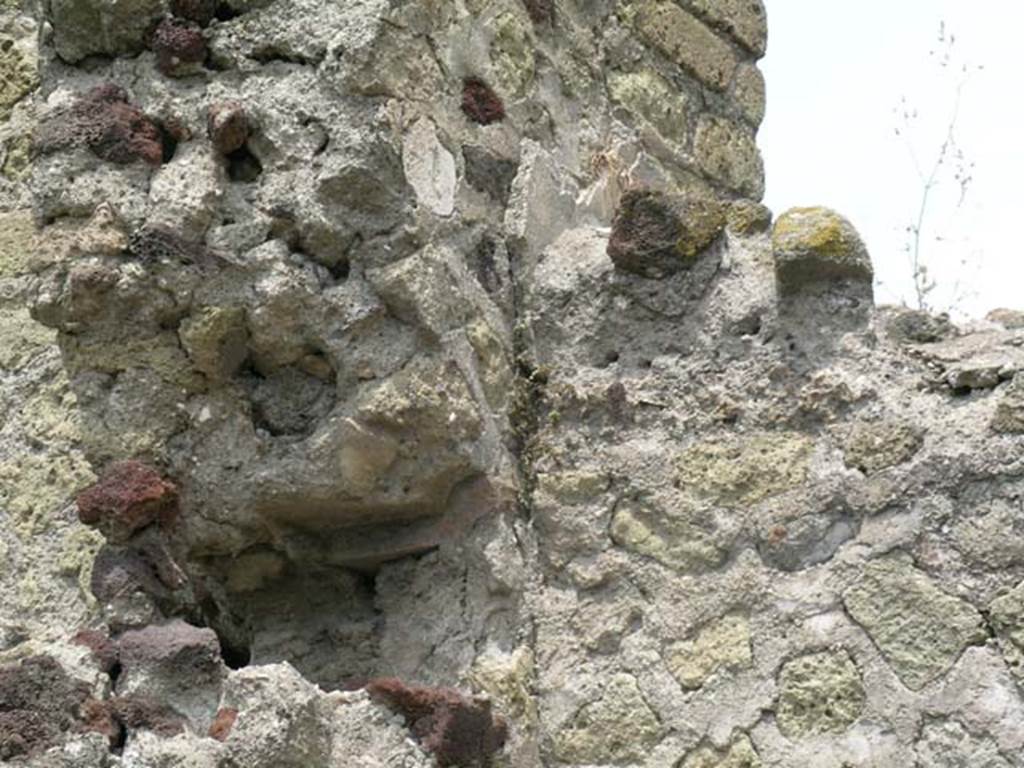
[0,1,1022,767]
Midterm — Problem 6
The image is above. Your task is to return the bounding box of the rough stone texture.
[840,420,923,474]
[4,2,1024,767]
[607,189,726,278]
[843,554,988,691]
[75,460,177,543]
[772,207,874,294]
[366,677,508,767]
[775,650,866,738]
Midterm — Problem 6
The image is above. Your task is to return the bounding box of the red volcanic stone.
[118,620,223,688]
[0,656,91,760]
[72,629,119,675]
[208,707,238,741]
[207,101,249,155]
[151,17,207,76]
[34,84,165,166]
[522,0,554,24]
[111,696,186,737]
[365,678,507,767]
[76,460,178,542]
[170,0,218,26]
[461,78,505,126]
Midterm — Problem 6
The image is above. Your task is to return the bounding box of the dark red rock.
[34,84,165,166]
[207,101,250,155]
[110,696,186,737]
[80,694,187,747]
[151,17,207,76]
[170,0,218,26]
[365,678,507,767]
[461,78,505,126]
[208,707,238,741]
[0,656,90,760]
[522,0,554,24]
[118,620,223,688]
[72,629,119,675]
[76,460,178,542]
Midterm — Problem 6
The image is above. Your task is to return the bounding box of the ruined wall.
[1,1,1024,766]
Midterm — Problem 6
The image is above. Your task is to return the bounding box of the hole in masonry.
[214,2,241,21]
[158,125,179,164]
[227,145,262,182]
[219,639,251,670]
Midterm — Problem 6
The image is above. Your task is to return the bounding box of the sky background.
[760,1,1024,318]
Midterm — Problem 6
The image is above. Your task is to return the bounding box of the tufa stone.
[772,207,873,294]
[776,649,865,738]
[843,554,987,690]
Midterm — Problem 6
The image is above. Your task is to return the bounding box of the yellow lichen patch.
[667,614,752,689]
[0,450,94,538]
[680,735,762,768]
[772,207,856,259]
[676,432,812,505]
[469,646,538,726]
[491,10,535,96]
[1,132,31,181]
[466,319,514,412]
[610,500,726,572]
[0,33,38,111]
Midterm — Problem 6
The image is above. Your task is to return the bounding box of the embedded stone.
[667,614,753,689]
[34,83,165,166]
[207,101,250,155]
[914,719,1012,768]
[772,207,873,293]
[989,580,1024,685]
[688,0,768,56]
[179,306,250,380]
[608,68,691,146]
[553,673,662,764]
[681,736,763,768]
[840,420,923,474]
[694,114,764,198]
[461,78,505,125]
[610,499,729,572]
[152,16,207,77]
[402,118,456,216]
[675,432,812,505]
[0,35,37,112]
[727,199,772,235]
[632,0,737,91]
[365,678,508,767]
[76,460,178,542]
[607,189,726,278]
[733,63,766,126]
[992,376,1024,434]
[0,655,90,760]
[49,0,165,63]
[843,554,987,690]
[462,145,519,205]
[776,649,865,738]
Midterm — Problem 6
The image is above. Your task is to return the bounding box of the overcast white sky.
[760,1,1024,318]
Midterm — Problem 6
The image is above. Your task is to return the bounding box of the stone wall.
[2,1,1024,767]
